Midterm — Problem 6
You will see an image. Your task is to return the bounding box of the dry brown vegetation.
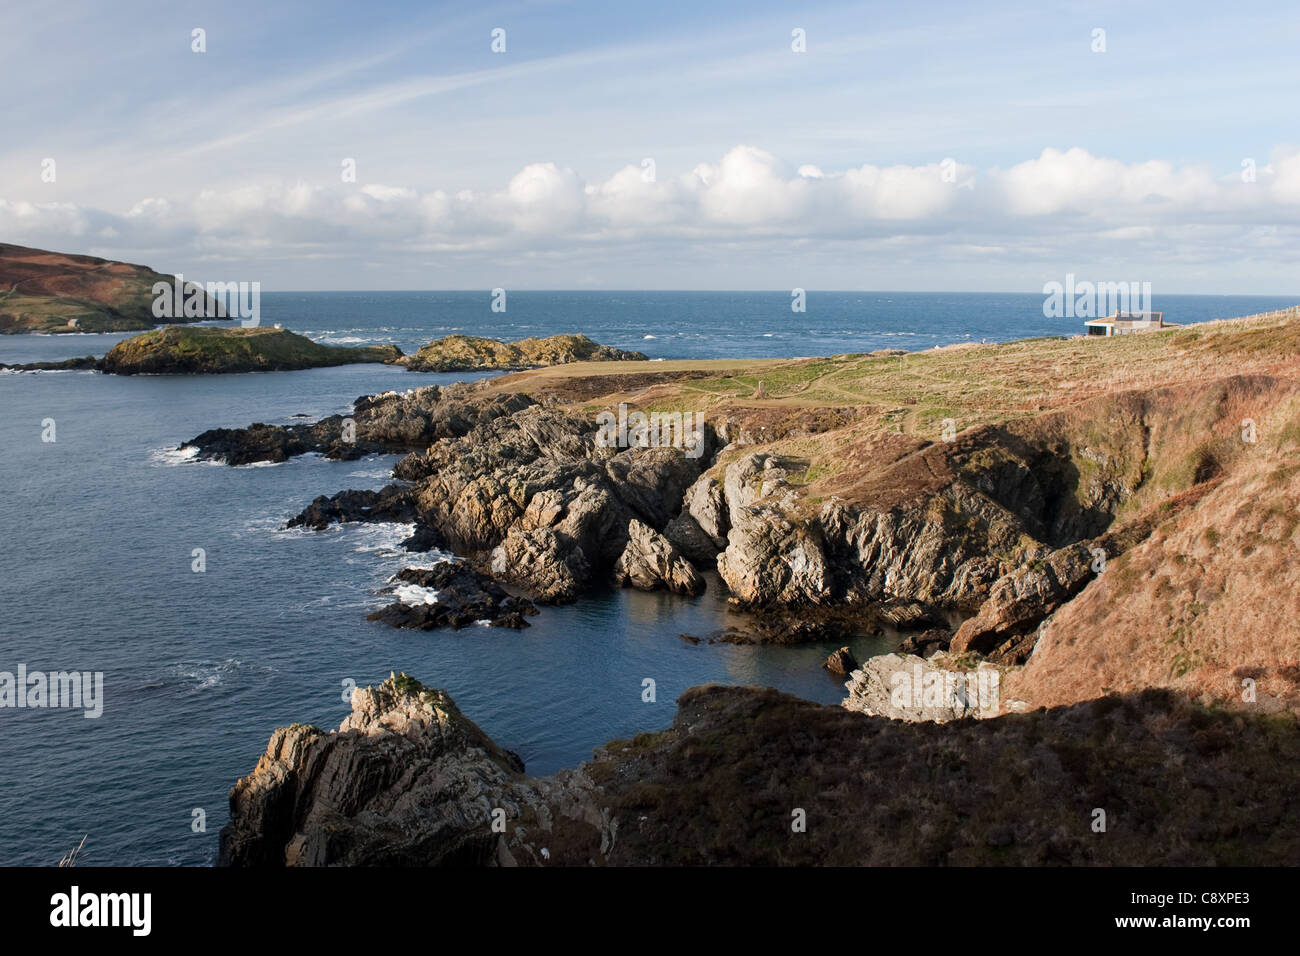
[494,307,1300,713]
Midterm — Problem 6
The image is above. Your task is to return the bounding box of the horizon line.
[250,289,1300,298]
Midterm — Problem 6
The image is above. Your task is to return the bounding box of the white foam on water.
[393,583,440,605]
[149,444,203,466]
[404,549,457,569]
[169,658,273,690]
[350,522,417,556]
[346,467,397,481]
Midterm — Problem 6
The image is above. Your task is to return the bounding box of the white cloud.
[2,145,1298,287]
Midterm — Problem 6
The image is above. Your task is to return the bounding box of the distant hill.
[0,242,206,333]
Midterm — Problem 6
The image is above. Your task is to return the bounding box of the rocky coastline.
[202,310,1300,865]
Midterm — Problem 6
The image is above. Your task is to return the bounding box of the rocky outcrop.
[709,446,1038,616]
[822,646,858,676]
[899,627,951,658]
[367,563,539,630]
[948,542,1096,663]
[842,652,1002,722]
[397,333,647,372]
[102,326,401,375]
[289,401,716,606]
[217,674,564,866]
[288,487,420,529]
[220,673,1300,866]
[188,361,1300,661]
[186,384,535,465]
[611,519,704,595]
[0,355,101,372]
[489,527,591,603]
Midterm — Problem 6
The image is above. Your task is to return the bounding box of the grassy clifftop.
[485,305,1300,713]
[101,326,402,375]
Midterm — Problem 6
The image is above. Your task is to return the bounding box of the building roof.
[1085,311,1164,326]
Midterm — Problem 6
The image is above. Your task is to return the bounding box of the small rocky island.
[102,326,403,375]
[396,332,648,372]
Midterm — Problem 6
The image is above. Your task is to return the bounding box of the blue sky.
[2,0,1297,291]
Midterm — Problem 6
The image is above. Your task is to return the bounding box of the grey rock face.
[841,652,1002,722]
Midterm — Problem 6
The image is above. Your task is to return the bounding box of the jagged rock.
[188,384,535,465]
[949,542,1096,661]
[288,486,418,530]
[898,628,951,659]
[823,646,859,676]
[663,472,729,564]
[716,502,835,605]
[612,519,704,595]
[277,399,712,609]
[367,563,538,629]
[701,605,881,645]
[400,525,446,553]
[490,527,591,603]
[841,652,1001,722]
[217,674,579,866]
[603,446,704,528]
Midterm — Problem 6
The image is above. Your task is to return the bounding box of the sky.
[1,0,1297,292]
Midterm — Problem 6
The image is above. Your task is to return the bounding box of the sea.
[1,290,1294,866]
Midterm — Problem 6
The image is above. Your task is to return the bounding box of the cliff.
[0,242,207,333]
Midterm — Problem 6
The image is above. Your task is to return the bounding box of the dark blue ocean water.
[1,291,1294,866]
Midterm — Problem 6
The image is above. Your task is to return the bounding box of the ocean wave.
[345,467,397,481]
[149,444,201,466]
[397,549,457,570]
[349,522,417,555]
[166,658,274,690]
